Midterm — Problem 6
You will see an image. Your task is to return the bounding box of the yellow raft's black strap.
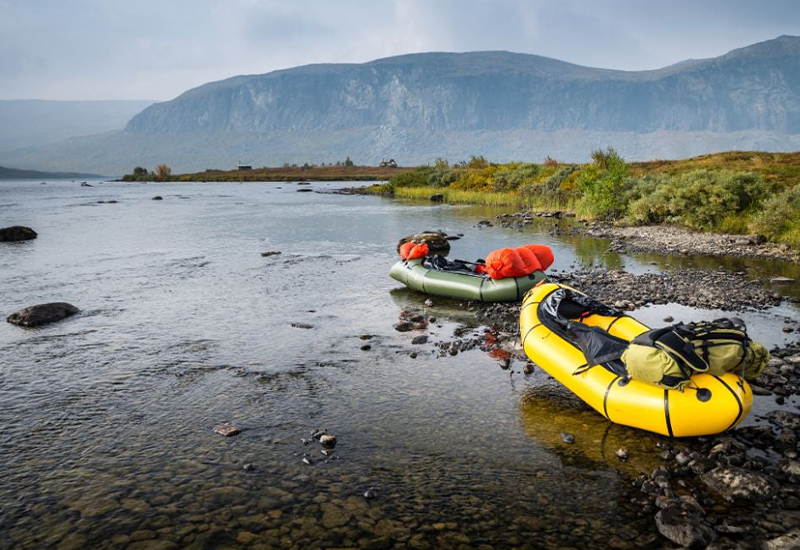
[573,362,591,375]
[712,375,744,432]
[521,323,542,348]
[605,315,628,332]
[520,300,540,313]
[664,390,674,438]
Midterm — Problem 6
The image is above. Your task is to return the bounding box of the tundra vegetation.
[376,150,800,248]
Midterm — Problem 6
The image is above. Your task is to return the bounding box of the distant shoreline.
[116,165,416,183]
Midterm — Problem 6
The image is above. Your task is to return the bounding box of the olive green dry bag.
[621,318,769,390]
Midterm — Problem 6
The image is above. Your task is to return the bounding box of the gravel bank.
[581,223,798,262]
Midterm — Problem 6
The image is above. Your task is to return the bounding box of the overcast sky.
[1,0,798,101]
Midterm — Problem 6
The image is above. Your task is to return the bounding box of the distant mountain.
[0,99,155,152]
[0,165,104,180]
[1,36,799,173]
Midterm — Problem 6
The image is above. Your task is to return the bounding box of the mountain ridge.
[126,35,800,135]
[2,36,799,174]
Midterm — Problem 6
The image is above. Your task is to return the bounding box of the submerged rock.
[429,194,444,202]
[701,466,778,503]
[319,434,337,447]
[7,302,78,327]
[560,432,575,444]
[0,226,37,242]
[152,196,163,200]
[261,250,282,257]
[397,231,450,253]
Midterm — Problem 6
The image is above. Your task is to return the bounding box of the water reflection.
[518,385,663,477]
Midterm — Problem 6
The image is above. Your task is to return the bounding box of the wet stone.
[7,302,79,327]
[411,335,428,345]
[213,422,241,436]
[560,433,575,444]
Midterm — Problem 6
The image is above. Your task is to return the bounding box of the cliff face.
[126,36,800,135]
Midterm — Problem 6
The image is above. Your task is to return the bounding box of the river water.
[1,180,798,549]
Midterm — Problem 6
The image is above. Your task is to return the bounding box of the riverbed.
[1,180,798,549]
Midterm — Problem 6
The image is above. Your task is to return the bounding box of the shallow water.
[1,180,798,549]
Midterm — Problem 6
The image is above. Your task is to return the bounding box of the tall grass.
[392,186,578,211]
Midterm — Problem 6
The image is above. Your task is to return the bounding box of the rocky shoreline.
[579,223,798,263]
[495,210,799,263]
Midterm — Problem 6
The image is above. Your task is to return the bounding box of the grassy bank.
[377,151,800,248]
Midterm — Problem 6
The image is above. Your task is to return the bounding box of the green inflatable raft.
[390,258,545,302]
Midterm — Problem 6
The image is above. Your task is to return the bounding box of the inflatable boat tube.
[390,258,545,302]
[520,282,753,437]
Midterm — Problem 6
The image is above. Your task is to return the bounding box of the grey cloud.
[0,0,797,100]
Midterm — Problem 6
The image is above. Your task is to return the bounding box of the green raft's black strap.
[514,277,521,301]
[479,277,486,302]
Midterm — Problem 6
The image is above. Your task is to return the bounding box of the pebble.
[320,434,337,447]
[424,299,434,307]
[290,322,314,329]
[616,448,629,461]
[560,432,575,444]
[411,335,428,345]
[663,316,674,323]
[360,344,372,351]
[261,250,282,257]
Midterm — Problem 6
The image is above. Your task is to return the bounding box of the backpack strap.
[633,327,710,373]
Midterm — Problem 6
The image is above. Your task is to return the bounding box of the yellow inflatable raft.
[520,282,753,437]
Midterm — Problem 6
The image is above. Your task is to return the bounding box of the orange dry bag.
[399,242,416,260]
[515,246,542,273]
[522,244,554,271]
[483,248,528,279]
[406,243,429,260]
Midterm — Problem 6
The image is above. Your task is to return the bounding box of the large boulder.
[7,303,79,327]
[0,226,37,242]
[397,231,450,253]
[701,466,778,503]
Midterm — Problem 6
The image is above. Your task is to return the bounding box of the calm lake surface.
[1,180,798,549]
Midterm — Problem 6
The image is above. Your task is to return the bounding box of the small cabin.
[380,159,398,168]
[238,164,252,171]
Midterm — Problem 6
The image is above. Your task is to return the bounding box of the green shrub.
[627,170,764,230]
[521,166,577,201]
[389,167,434,188]
[753,184,800,245]
[576,149,629,219]
[492,163,539,192]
